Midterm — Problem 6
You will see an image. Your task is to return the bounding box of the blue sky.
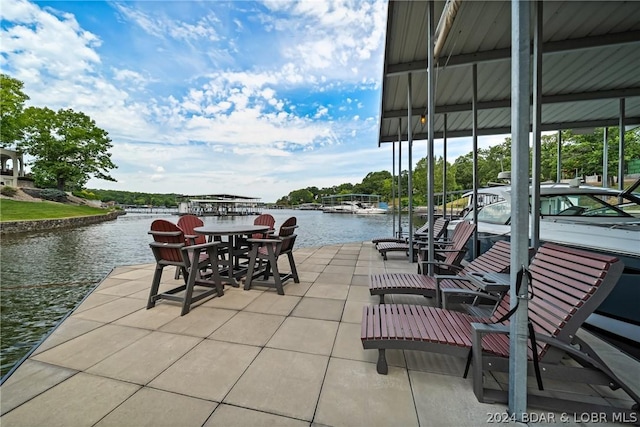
[2,0,503,201]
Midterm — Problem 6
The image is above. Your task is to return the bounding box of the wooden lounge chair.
[376,217,450,260]
[147,219,224,315]
[370,240,525,307]
[244,217,299,295]
[362,243,639,416]
[371,222,431,245]
[415,220,475,274]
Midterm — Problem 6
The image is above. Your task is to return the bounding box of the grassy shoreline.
[0,199,110,222]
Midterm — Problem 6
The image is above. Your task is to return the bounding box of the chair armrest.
[441,289,499,309]
[247,237,282,244]
[419,261,464,273]
[181,241,221,252]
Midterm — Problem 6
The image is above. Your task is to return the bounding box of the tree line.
[276,129,640,207]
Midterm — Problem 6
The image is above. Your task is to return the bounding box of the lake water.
[0,210,419,377]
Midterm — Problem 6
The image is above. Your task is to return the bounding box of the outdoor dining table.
[193,224,270,287]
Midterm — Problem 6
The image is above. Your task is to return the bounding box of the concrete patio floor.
[1,242,638,426]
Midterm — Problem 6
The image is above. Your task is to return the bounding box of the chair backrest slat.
[487,242,623,362]
[278,217,298,253]
[150,219,185,264]
[442,221,476,265]
[177,214,206,245]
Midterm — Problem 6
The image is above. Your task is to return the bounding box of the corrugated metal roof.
[378,0,640,144]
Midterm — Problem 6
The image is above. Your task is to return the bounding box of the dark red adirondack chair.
[244,216,299,295]
[147,219,224,315]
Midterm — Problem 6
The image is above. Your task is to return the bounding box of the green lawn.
[0,199,109,221]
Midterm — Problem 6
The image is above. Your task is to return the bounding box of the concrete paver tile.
[209,311,284,346]
[32,317,104,355]
[32,324,150,371]
[291,297,344,321]
[201,287,261,310]
[149,340,260,401]
[204,404,308,427]
[159,307,236,337]
[95,387,216,427]
[109,268,155,281]
[72,296,145,323]
[0,372,139,427]
[410,370,507,427]
[0,360,76,415]
[315,358,418,427]
[243,292,301,316]
[95,278,152,297]
[314,272,352,285]
[73,293,120,313]
[267,317,338,356]
[86,331,201,384]
[305,283,349,300]
[341,299,366,323]
[224,348,328,421]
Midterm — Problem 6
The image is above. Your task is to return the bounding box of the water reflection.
[0,210,420,376]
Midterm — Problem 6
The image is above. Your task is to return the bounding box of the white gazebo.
[0,148,25,187]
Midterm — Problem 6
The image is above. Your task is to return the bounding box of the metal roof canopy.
[378,0,640,144]
[377,0,640,421]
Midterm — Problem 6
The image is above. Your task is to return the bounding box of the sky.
[1,0,507,202]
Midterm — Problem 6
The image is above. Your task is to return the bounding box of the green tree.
[289,188,314,205]
[0,74,29,147]
[18,107,117,191]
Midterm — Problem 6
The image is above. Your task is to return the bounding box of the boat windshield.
[540,193,640,217]
[464,191,640,223]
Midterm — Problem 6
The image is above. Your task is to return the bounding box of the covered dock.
[177,194,262,216]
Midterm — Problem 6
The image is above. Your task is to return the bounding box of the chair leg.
[265,245,284,295]
[244,245,260,291]
[147,265,164,309]
[181,264,199,316]
[287,252,299,283]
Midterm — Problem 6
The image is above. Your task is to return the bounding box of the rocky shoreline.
[0,210,124,235]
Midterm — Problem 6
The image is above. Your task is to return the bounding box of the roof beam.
[381,88,640,120]
[379,116,640,143]
[385,31,640,76]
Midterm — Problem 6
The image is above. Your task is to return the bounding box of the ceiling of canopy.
[378,0,640,145]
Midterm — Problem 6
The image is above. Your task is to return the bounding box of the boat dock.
[1,243,638,426]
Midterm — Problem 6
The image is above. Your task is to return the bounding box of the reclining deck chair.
[370,240,531,307]
[415,220,475,274]
[244,217,299,295]
[148,219,224,315]
[362,243,639,416]
[372,222,431,245]
[376,217,450,260]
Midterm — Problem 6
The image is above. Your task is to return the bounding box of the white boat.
[322,201,388,214]
[448,181,640,351]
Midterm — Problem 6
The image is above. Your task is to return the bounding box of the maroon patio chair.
[147,219,224,315]
[244,216,299,295]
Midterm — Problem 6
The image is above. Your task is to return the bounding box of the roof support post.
[392,140,397,236]
[443,114,448,218]
[509,0,532,420]
[398,119,403,238]
[427,0,436,274]
[531,0,543,250]
[557,130,562,181]
[619,99,626,191]
[603,127,609,188]
[407,74,414,262]
[471,63,479,259]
